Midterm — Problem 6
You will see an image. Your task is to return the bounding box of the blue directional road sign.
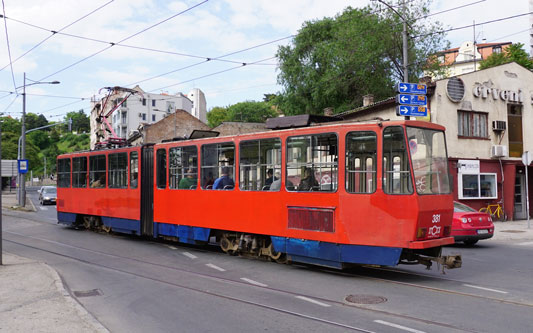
[396,94,427,106]
[396,105,428,117]
[396,82,427,94]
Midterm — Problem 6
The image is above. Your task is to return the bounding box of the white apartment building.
[90,86,207,148]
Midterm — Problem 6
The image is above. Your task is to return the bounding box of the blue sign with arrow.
[396,83,427,94]
[396,94,427,106]
[396,106,427,117]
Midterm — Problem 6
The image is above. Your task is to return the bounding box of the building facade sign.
[472,84,523,103]
[458,159,480,174]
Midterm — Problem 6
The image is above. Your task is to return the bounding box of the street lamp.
[17,72,60,207]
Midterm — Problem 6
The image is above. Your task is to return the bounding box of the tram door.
[514,173,526,220]
[140,145,154,236]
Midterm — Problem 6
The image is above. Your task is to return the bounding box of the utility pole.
[17,73,59,207]
[375,0,410,120]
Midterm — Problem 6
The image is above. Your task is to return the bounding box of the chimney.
[363,94,374,107]
[323,107,334,116]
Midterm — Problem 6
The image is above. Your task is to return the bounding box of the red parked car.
[452,202,494,245]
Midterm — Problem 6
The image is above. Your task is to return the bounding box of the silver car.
[38,186,57,205]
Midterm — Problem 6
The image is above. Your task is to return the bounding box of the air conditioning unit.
[490,145,508,158]
[492,120,506,131]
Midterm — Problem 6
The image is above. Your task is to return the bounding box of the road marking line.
[39,206,48,211]
[182,252,197,259]
[463,284,508,294]
[374,320,425,333]
[165,245,177,250]
[206,263,226,272]
[517,241,533,246]
[295,296,331,307]
[240,278,268,287]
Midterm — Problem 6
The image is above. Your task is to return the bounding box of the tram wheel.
[268,243,287,263]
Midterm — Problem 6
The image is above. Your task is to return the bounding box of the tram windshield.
[406,127,451,195]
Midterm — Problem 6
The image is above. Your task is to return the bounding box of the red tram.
[57,120,461,270]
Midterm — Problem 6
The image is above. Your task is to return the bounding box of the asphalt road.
[2,188,532,332]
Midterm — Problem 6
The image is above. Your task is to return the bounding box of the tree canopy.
[276,0,448,115]
[479,43,533,71]
[207,101,278,128]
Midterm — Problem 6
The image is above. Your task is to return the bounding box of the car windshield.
[406,127,451,195]
[454,202,477,213]
[43,188,56,194]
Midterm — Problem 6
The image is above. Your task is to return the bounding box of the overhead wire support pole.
[374,0,411,119]
[17,73,59,208]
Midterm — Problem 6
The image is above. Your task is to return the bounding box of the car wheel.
[464,239,478,246]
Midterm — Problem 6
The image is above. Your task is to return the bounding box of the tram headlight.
[461,218,468,224]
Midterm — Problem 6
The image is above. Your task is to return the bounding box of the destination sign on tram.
[396,94,427,106]
[396,83,427,94]
[396,105,428,117]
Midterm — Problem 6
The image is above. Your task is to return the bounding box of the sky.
[0,0,531,122]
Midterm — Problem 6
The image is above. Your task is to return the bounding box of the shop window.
[57,158,71,188]
[169,146,198,190]
[108,152,128,189]
[239,138,281,191]
[458,111,488,138]
[459,173,497,199]
[507,104,523,157]
[286,133,337,192]
[346,131,376,193]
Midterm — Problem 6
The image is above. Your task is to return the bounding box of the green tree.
[63,109,90,133]
[479,43,533,70]
[28,130,51,150]
[276,1,448,114]
[0,131,20,159]
[25,113,48,130]
[207,106,229,128]
[1,116,21,134]
[226,101,277,123]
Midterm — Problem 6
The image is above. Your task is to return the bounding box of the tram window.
[346,131,376,193]
[89,155,106,188]
[156,149,167,189]
[286,133,338,192]
[383,127,413,194]
[239,138,281,191]
[57,158,71,188]
[130,151,138,189]
[109,152,128,189]
[169,146,198,190]
[201,142,235,189]
[72,157,87,188]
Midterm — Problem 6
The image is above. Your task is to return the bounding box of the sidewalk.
[0,254,108,332]
[1,192,108,332]
[491,219,533,242]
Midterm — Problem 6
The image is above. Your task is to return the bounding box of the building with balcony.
[90,86,207,148]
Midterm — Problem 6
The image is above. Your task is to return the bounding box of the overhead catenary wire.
[1,0,17,91]
[37,0,210,82]
[0,0,115,73]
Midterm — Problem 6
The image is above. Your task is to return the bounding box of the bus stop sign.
[18,159,29,174]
